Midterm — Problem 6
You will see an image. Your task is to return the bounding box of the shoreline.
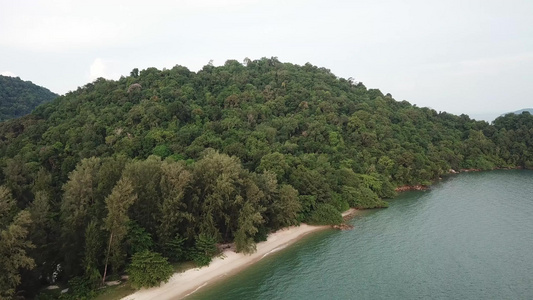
[122,209,358,300]
[394,167,532,193]
[122,226,325,300]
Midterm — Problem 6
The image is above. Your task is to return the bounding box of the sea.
[189,170,533,300]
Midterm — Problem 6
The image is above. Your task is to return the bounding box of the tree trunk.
[102,232,113,285]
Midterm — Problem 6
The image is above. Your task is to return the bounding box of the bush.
[306,203,342,225]
[127,251,174,288]
[58,276,99,300]
[343,186,388,209]
[190,233,218,267]
[161,234,186,262]
[330,192,350,212]
[253,225,268,243]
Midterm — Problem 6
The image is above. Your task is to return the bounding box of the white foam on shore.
[183,282,208,297]
[262,244,289,258]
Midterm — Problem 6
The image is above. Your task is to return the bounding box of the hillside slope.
[0,75,58,121]
[1,58,533,298]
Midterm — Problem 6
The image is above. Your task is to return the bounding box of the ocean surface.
[189,170,533,300]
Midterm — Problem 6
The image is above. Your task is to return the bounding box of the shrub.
[306,203,342,225]
[343,186,388,209]
[127,251,173,288]
[190,233,218,267]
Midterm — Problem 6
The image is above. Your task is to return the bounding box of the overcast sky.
[1,0,532,121]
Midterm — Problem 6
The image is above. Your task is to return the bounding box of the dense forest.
[1,57,533,299]
[0,75,58,122]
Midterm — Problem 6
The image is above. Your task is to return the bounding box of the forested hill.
[0,75,58,122]
[511,108,533,115]
[1,57,533,298]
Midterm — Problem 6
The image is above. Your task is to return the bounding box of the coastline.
[122,227,323,300]
[122,209,358,300]
[394,167,533,193]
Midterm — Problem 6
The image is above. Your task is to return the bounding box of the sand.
[122,209,359,300]
[121,223,329,300]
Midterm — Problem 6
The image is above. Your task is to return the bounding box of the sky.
[1,0,532,121]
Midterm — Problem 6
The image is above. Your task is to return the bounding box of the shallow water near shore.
[189,170,533,300]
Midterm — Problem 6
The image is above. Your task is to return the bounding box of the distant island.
[0,75,58,122]
[510,108,533,115]
[1,58,532,299]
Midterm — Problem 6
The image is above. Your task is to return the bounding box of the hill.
[0,75,58,122]
[1,58,532,298]
[511,108,533,115]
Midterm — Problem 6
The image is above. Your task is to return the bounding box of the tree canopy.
[0,75,57,122]
[0,57,532,298]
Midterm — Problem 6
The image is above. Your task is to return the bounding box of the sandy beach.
[121,224,326,300]
[122,209,357,300]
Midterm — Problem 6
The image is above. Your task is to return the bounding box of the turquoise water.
[189,170,533,300]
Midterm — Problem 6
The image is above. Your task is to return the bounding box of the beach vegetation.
[127,251,173,288]
[1,58,532,297]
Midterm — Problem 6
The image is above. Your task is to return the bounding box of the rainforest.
[1,57,532,299]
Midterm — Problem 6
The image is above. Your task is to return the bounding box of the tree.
[25,191,55,293]
[192,150,245,241]
[257,152,289,182]
[234,201,264,254]
[272,184,301,228]
[130,68,139,78]
[0,74,57,121]
[83,220,102,286]
[1,56,533,293]
[161,234,186,262]
[192,233,218,266]
[126,221,153,256]
[122,156,163,238]
[60,157,102,277]
[0,186,35,299]
[127,250,173,288]
[306,203,342,225]
[102,177,137,283]
[158,161,192,245]
[0,186,17,228]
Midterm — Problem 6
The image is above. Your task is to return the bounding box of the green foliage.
[121,157,163,239]
[158,160,192,244]
[104,177,137,273]
[58,276,99,300]
[235,201,264,254]
[272,184,301,228]
[306,203,343,225]
[60,157,103,277]
[191,233,218,267]
[152,145,172,158]
[0,193,35,299]
[330,192,350,213]
[127,251,173,289]
[161,234,187,262]
[0,75,58,121]
[342,186,389,209]
[126,221,153,255]
[0,185,18,228]
[0,58,532,294]
[82,220,102,286]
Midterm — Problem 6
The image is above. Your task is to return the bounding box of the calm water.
[189,170,533,300]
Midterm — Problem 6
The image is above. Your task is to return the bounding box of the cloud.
[89,58,107,80]
[89,58,120,81]
[419,52,533,75]
[1,71,17,77]
[0,2,124,52]
[0,0,261,53]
